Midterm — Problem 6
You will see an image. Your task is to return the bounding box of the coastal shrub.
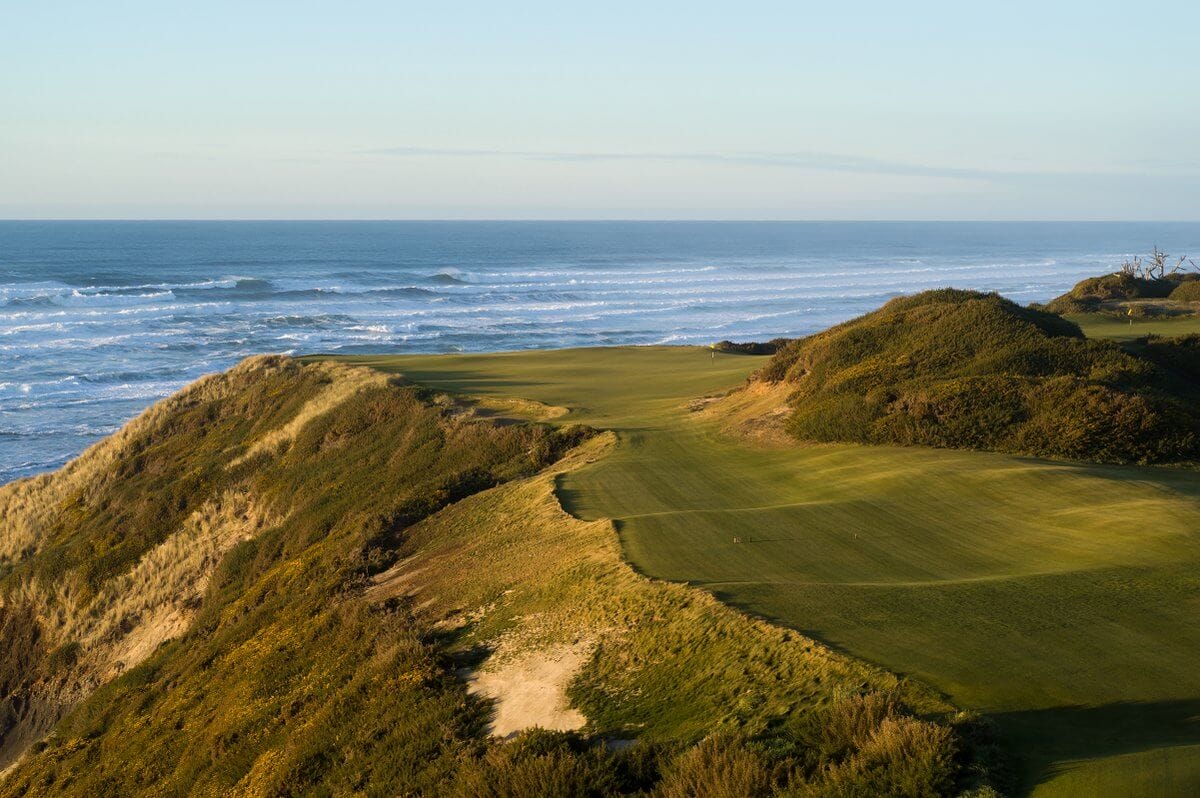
[813,692,902,760]
[1169,280,1200,302]
[713,339,790,355]
[948,712,1014,796]
[758,290,1200,463]
[1140,334,1200,383]
[1045,269,1200,313]
[807,717,957,798]
[449,731,652,797]
[655,734,774,798]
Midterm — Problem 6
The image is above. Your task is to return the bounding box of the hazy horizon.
[4,217,1200,223]
[4,1,1198,220]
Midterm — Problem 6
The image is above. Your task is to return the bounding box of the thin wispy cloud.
[360,146,1187,184]
[363,146,1001,181]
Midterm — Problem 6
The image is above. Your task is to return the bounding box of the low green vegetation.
[758,289,1200,464]
[0,357,595,793]
[0,355,997,795]
[6,283,1199,796]
[1169,280,1200,302]
[356,343,1200,796]
[712,339,789,355]
[1042,251,1200,316]
[1043,272,1197,314]
[1069,312,1200,342]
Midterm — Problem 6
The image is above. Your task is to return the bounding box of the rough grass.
[757,290,1200,464]
[0,357,344,767]
[1043,272,1199,314]
[0,353,987,795]
[0,356,332,591]
[371,434,982,794]
[353,344,1200,796]
[375,436,943,735]
[0,356,590,782]
[1169,280,1200,302]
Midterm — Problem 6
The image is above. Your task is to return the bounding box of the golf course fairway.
[331,328,1200,796]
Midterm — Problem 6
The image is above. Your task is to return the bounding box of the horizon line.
[3,218,1200,224]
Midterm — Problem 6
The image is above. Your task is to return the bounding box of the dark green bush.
[713,339,791,355]
[1169,281,1200,302]
[1045,271,1200,313]
[759,290,1200,464]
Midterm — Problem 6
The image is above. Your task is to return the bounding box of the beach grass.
[4,353,981,796]
[334,339,1200,796]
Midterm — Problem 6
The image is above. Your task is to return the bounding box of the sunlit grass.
[346,343,1200,795]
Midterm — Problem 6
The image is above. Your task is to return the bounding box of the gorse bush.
[449,730,660,797]
[758,290,1200,464]
[1169,280,1200,302]
[712,339,791,355]
[655,734,774,797]
[1044,267,1200,314]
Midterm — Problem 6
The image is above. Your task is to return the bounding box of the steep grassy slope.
[0,356,590,791]
[353,345,1200,796]
[0,356,991,795]
[370,438,989,794]
[758,290,1200,463]
[0,357,360,767]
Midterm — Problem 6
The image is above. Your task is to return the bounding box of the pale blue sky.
[2,1,1197,219]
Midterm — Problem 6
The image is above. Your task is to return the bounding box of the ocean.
[3,220,1199,484]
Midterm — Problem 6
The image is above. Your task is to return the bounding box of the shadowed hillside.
[754,290,1200,464]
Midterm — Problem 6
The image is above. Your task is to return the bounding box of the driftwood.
[1119,247,1197,279]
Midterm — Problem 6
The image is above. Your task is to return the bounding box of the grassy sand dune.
[367,433,947,741]
[340,343,1200,795]
[2,354,982,795]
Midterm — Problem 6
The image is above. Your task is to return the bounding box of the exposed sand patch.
[0,485,284,717]
[72,487,277,657]
[471,395,569,422]
[364,559,426,602]
[466,641,593,738]
[434,393,570,426]
[701,379,796,446]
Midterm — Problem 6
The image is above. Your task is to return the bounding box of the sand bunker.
[466,641,592,738]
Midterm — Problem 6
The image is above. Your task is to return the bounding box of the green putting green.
[1070,312,1200,342]
[335,343,1200,796]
